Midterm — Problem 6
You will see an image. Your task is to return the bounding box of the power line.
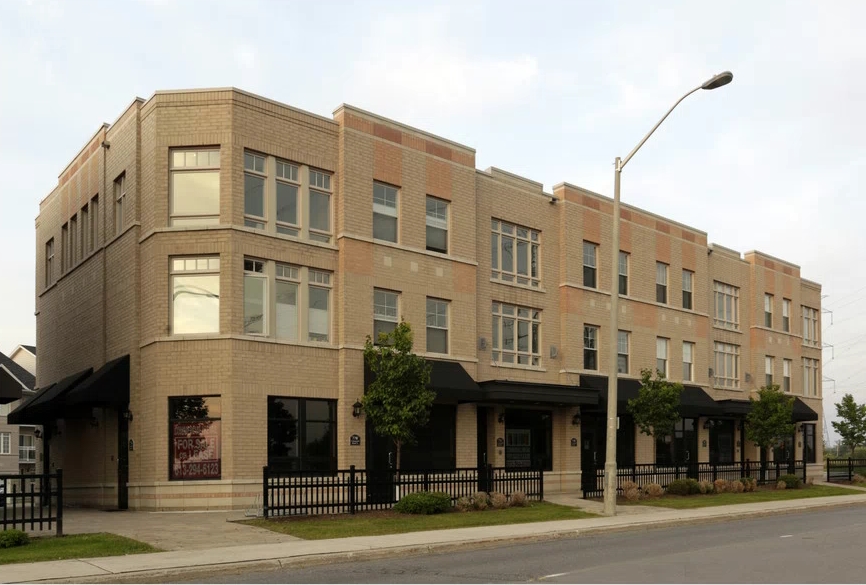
[825,285,866,307]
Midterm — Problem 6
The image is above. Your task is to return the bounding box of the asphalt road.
[185,505,866,583]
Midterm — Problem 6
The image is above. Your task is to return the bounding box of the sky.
[1,0,864,442]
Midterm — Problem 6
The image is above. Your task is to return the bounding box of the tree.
[627,368,683,439]
[831,394,866,458]
[745,385,795,459]
[362,321,434,473]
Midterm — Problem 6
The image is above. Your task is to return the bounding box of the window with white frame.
[45,238,54,288]
[244,152,266,229]
[492,302,541,366]
[276,161,300,236]
[714,342,740,388]
[583,242,598,288]
[783,359,792,393]
[373,289,399,342]
[765,355,774,387]
[170,257,220,334]
[373,182,398,242]
[656,262,668,304]
[618,251,629,295]
[584,325,598,370]
[19,434,35,462]
[491,219,540,287]
[765,294,774,328]
[682,270,693,310]
[243,258,267,335]
[115,172,127,234]
[275,263,299,341]
[170,150,220,226]
[803,358,819,396]
[426,298,449,354]
[713,281,740,330]
[617,330,629,374]
[683,341,694,381]
[425,196,448,254]
[782,299,791,332]
[802,306,819,346]
[656,337,669,376]
[0,432,10,455]
[308,270,331,342]
[308,169,332,243]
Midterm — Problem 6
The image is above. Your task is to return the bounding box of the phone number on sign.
[178,461,221,479]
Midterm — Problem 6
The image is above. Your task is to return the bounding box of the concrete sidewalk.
[4,492,866,584]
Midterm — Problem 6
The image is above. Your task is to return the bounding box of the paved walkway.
[3,491,866,584]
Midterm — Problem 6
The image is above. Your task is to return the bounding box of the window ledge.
[712,325,742,334]
[489,362,546,372]
[234,225,338,250]
[417,352,479,363]
[337,232,478,266]
[141,334,340,350]
[751,325,801,338]
[489,278,546,293]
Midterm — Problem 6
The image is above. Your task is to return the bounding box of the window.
[656,262,668,304]
[61,222,68,273]
[308,169,332,243]
[373,182,398,242]
[492,302,541,366]
[170,257,220,334]
[45,238,54,287]
[114,173,127,234]
[802,306,819,346]
[244,152,266,229]
[656,338,669,377]
[617,331,629,374]
[618,251,629,295]
[426,298,449,354]
[426,196,449,253]
[656,418,697,466]
[170,149,220,226]
[399,405,456,470]
[69,214,78,266]
[0,433,10,455]
[89,195,98,251]
[276,160,300,236]
[267,397,337,472]
[80,204,88,258]
[782,299,791,332]
[714,342,740,388]
[765,356,774,387]
[803,424,816,464]
[583,326,598,370]
[713,281,740,330]
[275,263,299,341]
[764,294,774,328]
[682,270,693,310]
[19,434,35,462]
[169,396,221,480]
[683,342,694,381]
[583,242,598,288]
[504,409,553,471]
[708,419,735,464]
[373,289,399,342]
[491,220,540,287]
[243,259,267,335]
[803,358,819,396]
[308,270,331,342]
[783,359,792,393]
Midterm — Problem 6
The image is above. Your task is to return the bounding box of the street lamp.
[602,71,733,516]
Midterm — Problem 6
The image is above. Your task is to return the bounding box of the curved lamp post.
[603,71,733,517]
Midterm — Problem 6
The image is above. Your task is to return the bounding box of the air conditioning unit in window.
[745,373,752,383]
[478,337,488,350]
[708,368,714,378]
[550,345,558,359]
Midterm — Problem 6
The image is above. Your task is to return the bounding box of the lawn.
[623,484,864,510]
[0,533,158,565]
[245,501,594,540]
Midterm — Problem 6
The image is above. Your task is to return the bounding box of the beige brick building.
[16,88,823,510]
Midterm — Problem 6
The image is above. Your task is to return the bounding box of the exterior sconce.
[122,409,134,422]
[352,400,363,418]
[34,429,42,439]
[90,417,99,428]
[498,413,505,424]
[571,413,581,426]
[702,439,708,447]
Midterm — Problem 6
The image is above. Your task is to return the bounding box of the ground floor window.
[401,405,456,470]
[708,419,736,464]
[169,396,222,480]
[803,424,816,463]
[773,434,795,462]
[268,397,337,472]
[656,418,697,466]
[505,409,552,471]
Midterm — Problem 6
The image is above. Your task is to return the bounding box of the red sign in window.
[172,421,221,480]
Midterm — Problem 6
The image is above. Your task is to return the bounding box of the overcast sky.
[1,0,863,441]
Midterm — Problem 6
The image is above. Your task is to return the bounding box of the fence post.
[349,465,356,515]
[538,464,544,501]
[56,469,63,537]
[849,458,854,482]
[712,462,717,482]
[827,459,830,483]
[424,470,430,492]
[487,463,494,494]
[802,459,807,484]
[262,466,269,519]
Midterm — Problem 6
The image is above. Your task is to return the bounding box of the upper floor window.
[45,238,54,288]
[491,220,540,287]
[425,196,449,254]
[69,214,78,267]
[584,325,598,370]
[618,252,629,295]
[89,195,99,252]
[714,341,740,388]
[713,281,740,330]
[656,262,668,304]
[783,359,792,393]
[782,299,791,332]
[80,204,89,258]
[115,173,127,234]
[682,270,693,310]
[765,355,774,387]
[683,341,694,381]
[243,259,267,335]
[308,170,332,243]
[802,306,819,346]
[373,289,399,342]
[61,222,69,273]
[492,302,540,366]
[275,263,300,341]
[656,337,669,377]
[373,182,398,242]
[171,256,220,334]
[803,358,819,396]
[308,270,332,342]
[19,434,35,462]
[0,433,9,455]
[170,149,220,226]
[426,298,449,354]
[764,294,774,328]
[583,242,597,288]
[617,330,629,374]
[275,161,300,236]
[244,152,266,230]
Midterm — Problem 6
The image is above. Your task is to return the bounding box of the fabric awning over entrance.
[0,367,24,404]
[680,386,724,417]
[580,375,722,417]
[364,359,484,404]
[717,397,818,422]
[63,355,130,408]
[478,380,598,406]
[792,398,819,422]
[717,399,751,416]
[7,368,91,424]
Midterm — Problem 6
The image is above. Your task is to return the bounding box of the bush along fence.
[262,465,543,518]
[1,470,63,536]
[826,458,866,482]
[583,460,807,498]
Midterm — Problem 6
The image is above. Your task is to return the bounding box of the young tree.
[362,321,434,473]
[831,394,866,458]
[745,385,795,459]
[627,368,684,439]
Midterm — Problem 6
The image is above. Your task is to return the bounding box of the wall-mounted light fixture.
[89,417,99,428]
[352,400,363,418]
[571,413,581,427]
[498,413,505,424]
[34,429,42,439]
[122,409,133,422]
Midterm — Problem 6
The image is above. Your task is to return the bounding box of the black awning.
[793,398,819,422]
[0,367,24,404]
[680,386,724,417]
[7,369,91,424]
[579,375,641,412]
[478,380,598,406]
[63,355,130,408]
[717,399,751,416]
[364,359,483,404]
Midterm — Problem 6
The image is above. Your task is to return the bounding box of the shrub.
[0,529,29,549]
[852,473,865,484]
[739,477,757,492]
[643,483,664,498]
[490,492,509,510]
[666,478,700,496]
[624,486,641,501]
[776,480,787,490]
[621,480,639,492]
[455,496,472,512]
[731,480,745,493]
[510,491,528,507]
[697,480,715,495]
[714,479,730,494]
[393,491,452,515]
[778,474,802,489]
[472,491,490,511]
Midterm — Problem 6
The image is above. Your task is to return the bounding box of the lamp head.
[701,71,733,90]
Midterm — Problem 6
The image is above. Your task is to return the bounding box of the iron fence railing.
[1,470,63,536]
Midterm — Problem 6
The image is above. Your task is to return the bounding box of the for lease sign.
[172,421,221,479]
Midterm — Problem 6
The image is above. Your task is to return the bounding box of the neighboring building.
[0,345,41,475]
[16,88,822,510]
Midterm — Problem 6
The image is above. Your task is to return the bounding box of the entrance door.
[581,418,603,493]
[476,407,488,468]
[117,409,129,510]
[709,419,735,464]
[365,420,394,503]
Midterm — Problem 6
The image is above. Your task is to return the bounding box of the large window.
[583,325,598,370]
[426,298,449,354]
[683,342,694,382]
[400,405,456,470]
[69,214,78,267]
[765,294,774,328]
[170,150,220,226]
[19,434,35,462]
[309,170,332,243]
[0,433,10,455]
[491,220,540,287]
[656,262,668,304]
[171,257,220,334]
[803,424,816,463]
[61,222,68,273]
[783,359,792,393]
[169,396,221,480]
[765,356,774,387]
[80,204,88,258]
[373,289,399,342]
[713,281,740,330]
[617,331,629,374]
[425,196,448,254]
[505,409,552,471]
[656,418,697,465]
[802,306,819,346]
[308,270,331,342]
[276,160,300,236]
[90,195,99,251]
[243,259,267,335]
[492,302,541,366]
[267,397,336,472]
[276,263,299,341]
[656,337,669,377]
[583,242,597,288]
[682,270,693,310]
[115,173,127,234]
[44,238,54,288]
[782,299,791,332]
[708,419,735,464]
[244,152,266,229]
[373,182,398,242]
[618,251,629,295]
[803,358,819,396]
[714,342,740,388]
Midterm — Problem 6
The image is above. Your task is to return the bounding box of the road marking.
[539,573,569,580]
[780,535,793,538]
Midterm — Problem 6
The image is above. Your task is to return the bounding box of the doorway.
[580,418,602,493]
[117,409,129,510]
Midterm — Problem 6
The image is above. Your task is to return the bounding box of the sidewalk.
[4,492,866,584]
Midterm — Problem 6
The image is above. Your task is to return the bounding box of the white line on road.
[539,572,570,580]
[780,534,793,538]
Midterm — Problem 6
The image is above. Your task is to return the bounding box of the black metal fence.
[583,460,807,498]
[262,465,543,517]
[1,470,63,536]
[826,458,866,482]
